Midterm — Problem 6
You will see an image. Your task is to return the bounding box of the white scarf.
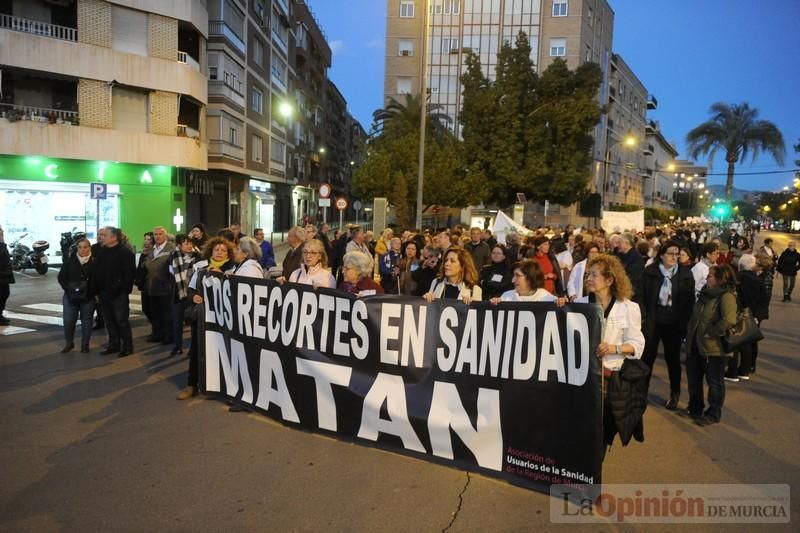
[78,254,91,265]
[658,263,677,306]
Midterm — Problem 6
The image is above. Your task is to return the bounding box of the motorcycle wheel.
[11,260,23,272]
[35,262,48,275]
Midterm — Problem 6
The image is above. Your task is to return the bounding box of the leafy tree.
[686,102,786,200]
[390,170,412,230]
[460,33,603,206]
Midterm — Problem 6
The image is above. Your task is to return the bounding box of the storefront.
[0,155,184,259]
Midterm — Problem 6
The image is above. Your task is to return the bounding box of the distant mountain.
[706,185,755,201]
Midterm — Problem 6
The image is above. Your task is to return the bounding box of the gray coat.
[144,242,176,296]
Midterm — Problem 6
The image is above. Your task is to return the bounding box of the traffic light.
[714,203,731,218]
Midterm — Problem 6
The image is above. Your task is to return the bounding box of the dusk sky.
[310,0,800,192]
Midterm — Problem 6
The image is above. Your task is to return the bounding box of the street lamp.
[601,132,637,210]
[278,101,293,119]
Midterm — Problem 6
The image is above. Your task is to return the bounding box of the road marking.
[23,303,63,313]
[0,325,36,336]
[4,311,66,326]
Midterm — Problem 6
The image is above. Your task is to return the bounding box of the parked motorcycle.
[10,233,50,275]
[60,230,87,261]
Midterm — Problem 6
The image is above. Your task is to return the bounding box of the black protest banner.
[199,274,604,495]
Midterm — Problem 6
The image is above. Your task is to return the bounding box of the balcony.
[645,119,658,134]
[0,13,77,42]
[643,143,654,156]
[0,103,77,123]
[177,51,200,72]
[208,139,244,161]
[208,21,245,55]
[647,94,658,110]
[208,80,245,108]
[608,85,617,102]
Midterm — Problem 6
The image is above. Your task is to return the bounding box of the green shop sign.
[0,155,173,186]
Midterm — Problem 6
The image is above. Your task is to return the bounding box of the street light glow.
[319,147,326,154]
[667,163,676,172]
[624,136,636,147]
[278,101,293,118]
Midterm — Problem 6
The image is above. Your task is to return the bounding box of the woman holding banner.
[339,251,384,296]
[176,237,235,401]
[423,247,482,304]
[579,254,646,452]
[284,239,336,289]
[490,259,556,303]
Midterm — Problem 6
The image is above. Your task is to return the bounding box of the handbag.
[66,280,89,302]
[721,308,764,352]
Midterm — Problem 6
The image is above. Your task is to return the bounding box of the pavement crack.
[442,471,471,533]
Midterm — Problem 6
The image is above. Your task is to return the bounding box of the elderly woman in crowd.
[423,247,482,304]
[177,237,235,401]
[567,243,601,301]
[528,236,563,296]
[490,259,559,303]
[684,264,739,426]
[339,250,384,296]
[480,243,514,299]
[57,237,95,353]
[725,254,767,382]
[169,233,200,355]
[285,239,336,288]
[232,236,264,278]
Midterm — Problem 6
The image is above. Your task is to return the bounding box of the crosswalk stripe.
[0,325,36,336]
[23,303,63,313]
[5,311,65,326]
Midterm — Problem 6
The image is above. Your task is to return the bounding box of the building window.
[271,54,287,85]
[441,37,459,54]
[400,1,415,18]
[444,0,460,14]
[271,138,286,164]
[587,6,593,26]
[230,127,238,146]
[251,86,263,113]
[252,38,264,66]
[552,1,568,17]
[585,45,591,62]
[252,134,263,162]
[209,67,218,80]
[254,0,265,21]
[549,38,566,57]
[398,39,414,56]
[396,77,412,94]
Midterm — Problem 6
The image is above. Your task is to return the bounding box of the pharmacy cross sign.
[173,208,184,231]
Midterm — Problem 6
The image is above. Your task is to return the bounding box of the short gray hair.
[343,251,373,278]
[288,226,307,241]
[237,236,262,260]
[621,232,636,247]
[738,253,756,272]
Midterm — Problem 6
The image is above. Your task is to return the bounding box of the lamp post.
[601,132,637,212]
[415,0,431,231]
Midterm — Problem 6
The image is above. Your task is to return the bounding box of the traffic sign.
[319,183,332,199]
[90,182,107,200]
[336,197,348,211]
[353,200,362,211]
[319,198,331,208]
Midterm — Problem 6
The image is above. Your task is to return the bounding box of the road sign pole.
[339,209,344,230]
[96,198,100,237]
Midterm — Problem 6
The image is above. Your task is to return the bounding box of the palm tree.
[686,102,785,200]
[372,93,452,138]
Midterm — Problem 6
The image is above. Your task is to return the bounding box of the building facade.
[644,119,678,210]
[0,0,208,255]
[672,159,708,213]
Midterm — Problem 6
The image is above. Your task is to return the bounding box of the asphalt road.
[1,231,798,532]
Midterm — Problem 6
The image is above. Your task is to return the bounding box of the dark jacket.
[605,358,650,447]
[737,270,768,321]
[411,260,440,297]
[379,250,402,293]
[685,287,738,357]
[144,242,176,296]
[776,248,800,276]
[58,255,96,300]
[0,242,14,285]
[282,245,303,278]
[619,248,645,303]
[92,243,136,299]
[640,263,695,339]
[465,240,491,269]
[479,261,513,299]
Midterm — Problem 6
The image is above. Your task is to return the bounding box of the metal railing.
[208,21,245,54]
[0,102,78,121]
[0,14,77,42]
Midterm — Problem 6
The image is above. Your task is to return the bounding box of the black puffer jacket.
[58,254,96,300]
[605,359,650,446]
[737,270,768,321]
[777,248,800,276]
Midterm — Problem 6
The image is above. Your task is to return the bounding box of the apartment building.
[384,0,619,225]
[0,0,208,255]
[644,119,678,210]
[602,52,654,210]
[672,159,708,212]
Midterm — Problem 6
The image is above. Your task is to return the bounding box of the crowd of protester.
[4,216,797,442]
